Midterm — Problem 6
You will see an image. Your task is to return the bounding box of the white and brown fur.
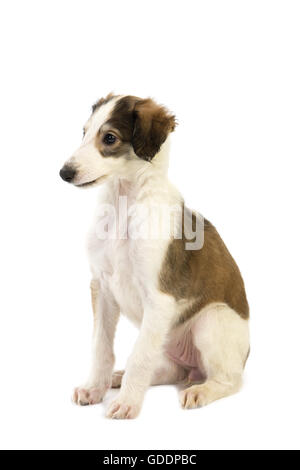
[60,93,249,419]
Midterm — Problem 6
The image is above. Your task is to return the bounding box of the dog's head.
[59,94,176,187]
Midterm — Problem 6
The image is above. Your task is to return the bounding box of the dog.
[59,93,249,419]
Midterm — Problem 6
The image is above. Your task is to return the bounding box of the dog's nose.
[59,165,76,183]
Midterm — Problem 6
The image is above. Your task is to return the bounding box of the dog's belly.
[165,325,206,382]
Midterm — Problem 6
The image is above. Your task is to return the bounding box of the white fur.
[64,97,250,418]
[180,303,249,407]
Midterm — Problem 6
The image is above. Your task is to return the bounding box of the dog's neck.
[115,138,171,204]
[94,137,182,241]
[96,137,181,211]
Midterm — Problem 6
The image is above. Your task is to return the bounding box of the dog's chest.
[87,181,171,325]
[87,229,146,325]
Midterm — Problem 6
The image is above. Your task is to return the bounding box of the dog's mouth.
[75,175,108,188]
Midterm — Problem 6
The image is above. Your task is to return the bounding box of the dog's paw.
[111,370,124,388]
[106,395,141,419]
[179,384,209,409]
[72,386,106,406]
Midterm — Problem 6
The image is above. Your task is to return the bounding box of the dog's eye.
[103,133,117,145]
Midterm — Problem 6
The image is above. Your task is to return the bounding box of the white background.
[0,0,299,450]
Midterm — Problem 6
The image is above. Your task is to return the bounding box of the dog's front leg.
[73,278,120,406]
[106,294,174,419]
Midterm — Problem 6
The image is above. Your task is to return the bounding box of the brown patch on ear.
[92,92,116,114]
[132,98,176,161]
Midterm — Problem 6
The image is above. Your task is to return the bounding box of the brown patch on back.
[159,216,249,324]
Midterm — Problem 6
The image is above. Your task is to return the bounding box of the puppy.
[60,93,249,419]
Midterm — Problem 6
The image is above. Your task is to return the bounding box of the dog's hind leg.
[179,303,249,409]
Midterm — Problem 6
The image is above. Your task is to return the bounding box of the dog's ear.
[132,99,176,161]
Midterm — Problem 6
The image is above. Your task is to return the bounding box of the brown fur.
[159,216,249,324]
[92,92,116,114]
[94,95,137,158]
[132,99,176,160]
[93,95,176,161]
